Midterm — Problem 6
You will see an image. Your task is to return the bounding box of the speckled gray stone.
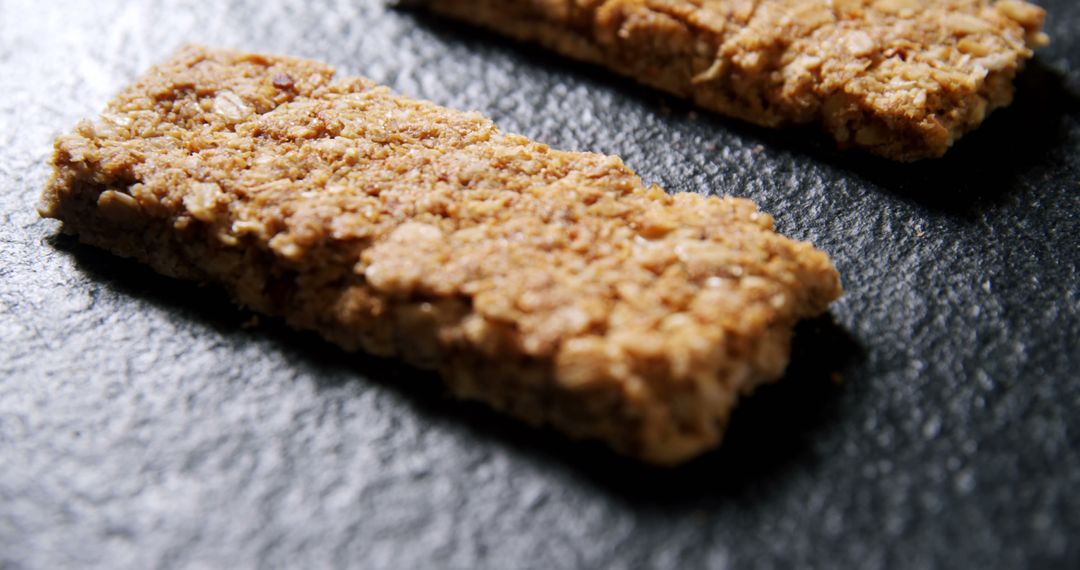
[1,1,1077,569]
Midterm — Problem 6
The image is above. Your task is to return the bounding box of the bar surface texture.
[418,0,1048,161]
[40,46,842,464]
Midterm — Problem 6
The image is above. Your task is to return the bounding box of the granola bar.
[415,0,1049,161]
[40,46,842,464]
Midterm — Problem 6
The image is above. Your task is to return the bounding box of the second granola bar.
[418,0,1048,160]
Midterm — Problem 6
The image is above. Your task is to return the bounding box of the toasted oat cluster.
[40,46,841,464]
[418,0,1048,160]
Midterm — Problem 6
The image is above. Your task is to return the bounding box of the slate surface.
[1,1,1078,568]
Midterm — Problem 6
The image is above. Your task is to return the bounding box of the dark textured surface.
[1,1,1078,568]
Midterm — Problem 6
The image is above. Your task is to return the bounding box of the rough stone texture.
[0,0,1077,569]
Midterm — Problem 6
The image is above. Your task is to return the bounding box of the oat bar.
[40,46,842,464]
[415,0,1048,161]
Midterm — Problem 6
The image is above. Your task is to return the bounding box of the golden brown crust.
[40,46,841,464]
[419,0,1048,160]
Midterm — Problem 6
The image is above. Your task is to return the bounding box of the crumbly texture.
[40,46,841,464]
[417,0,1048,161]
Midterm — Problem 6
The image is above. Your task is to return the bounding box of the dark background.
[1,1,1077,568]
